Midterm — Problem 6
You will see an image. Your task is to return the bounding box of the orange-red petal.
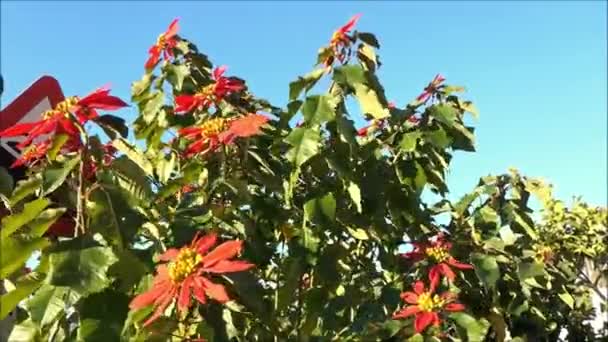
[414,311,436,333]
[202,240,243,267]
[165,18,180,38]
[200,277,230,303]
[412,280,425,295]
[444,302,465,312]
[158,248,179,262]
[203,260,254,274]
[193,233,218,255]
[129,280,171,310]
[393,305,420,319]
[228,114,269,138]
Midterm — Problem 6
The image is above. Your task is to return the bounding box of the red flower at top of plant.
[178,114,269,157]
[145,18,180,69]
[0,87,127,149]
[416,74,446,103]
[402,233,473,287]
[129,232,254,326]
[393,280,465,333]
[10,134,82,169]
[174,66,245,114]
[323,14,361,68]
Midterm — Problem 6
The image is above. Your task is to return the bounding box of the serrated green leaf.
[399,132,421,152]
[156,152,176,183]
[285,127,321,168]
[26,284,80,329]
[517,261,545,280]
[429,104,458,125]
[277,256,304,311]
[7,319,40,341]
[346,227,369,240]
[1,198,49,239]
[558,290,574,309]
[77,290,130,342]
[42,155,80,196]
[131,73,155,101]
[0,166,13,197]
[165,63,190,91]
[289,68,325,101]
[471,253,500,289]
[333,65,389,119]
[47,244,117,295]
[498,226,518,246]
[302,94,337,125]
[424,128,452,149]
[451,312,490,341]
[461,100,479,120]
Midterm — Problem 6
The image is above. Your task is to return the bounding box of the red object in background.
[0,76,77,238]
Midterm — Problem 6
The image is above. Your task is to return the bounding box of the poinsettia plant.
[0,15,606,342]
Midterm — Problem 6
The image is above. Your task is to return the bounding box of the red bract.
[402,233,473,288]
[328,14,361,65]
[10,134,82,169]
[393,280,465,333]
[45,214,76,238]
[145,19,180,69]
[129,233,254,326]
[0,88,126,149]
[83,142,118,180]
[357,119,386,137]
[416,74,446,103]
[178,114,269,157]
[174,66,244,113]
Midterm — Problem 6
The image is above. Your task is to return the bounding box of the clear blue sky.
[1,1,606,206]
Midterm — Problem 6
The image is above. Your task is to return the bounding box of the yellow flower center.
[156,33,167,48]
[42,96,79,119]
[168,247,203,283]
[417,292,445,312]
[199,118,228,137]
[425,246,450,263]
[196,84,216,100]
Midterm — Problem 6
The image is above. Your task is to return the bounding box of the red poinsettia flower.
[178,114,269,157]
[45,213,76,238]
[0,87,126,149]
[402,233,473,287]
[326,14,361,66]
[129,233,254,326]
[174,66,244,114]
[416,74,446,103]
[145,18,180,69]
[10,133,82,169]
[393,280,465,333]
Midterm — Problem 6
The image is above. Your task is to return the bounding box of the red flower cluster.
[146,19,180,69]
[129,232,254,326]
[178,114,269,157]
[393,233,472,333]
[323,14,361,68]
[174,66,245,113]
[416,74,445,103]
[0,88,126,167]
[393,280,465,333]
[402,233,473,288]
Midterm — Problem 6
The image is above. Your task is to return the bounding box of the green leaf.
[461,100,479,120]
[471,253,500,289]
[0,236,50,279]
[1,198,50,239]
[429,104,458,125]
[131,73,155,101]
[498,226,518,246]
[346,227,369,240]
[47,243,118,295]
[96,114,129,139]
[108,249,149,293]
[28,208,66,238]
[47,133,69,161]
[140,92,164,124]
[346,181,362,213]
[450,312,490,341]
[155,152,176,183]
[333,65,389,119]
[87,187,125,249]
[112,138,154,176]
[165,63,190,91]
[517,261,545,280]
[304,193,336,222]
[10,175,42,205]
[0,166,13,196]
[77,290,130,342]
[42,155,80,196]
[302,94,337,125]
[424,128,452,149]
[289,68,325,101]
[558,289,574,309]
[357,43,379,72]
[357,32,380,48]
[7,319,40,341]
[399,132,421,152]
[26,284,80,328]
[277,256,305,311]
[0,272,44,319]
[285,127,321,168]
